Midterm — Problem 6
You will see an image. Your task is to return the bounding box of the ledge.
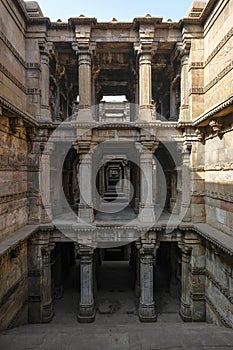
[192,95,233,127]
[0,225,39,260]
[180,222,233,256]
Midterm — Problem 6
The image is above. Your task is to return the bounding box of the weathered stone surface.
[0,0,233,334]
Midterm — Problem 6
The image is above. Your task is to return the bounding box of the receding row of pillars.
[27,233,206,324]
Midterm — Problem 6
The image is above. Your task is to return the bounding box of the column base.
[180,301,192,322]
[139,204,155,224]
[78,108,94,123]
[77,204,94,224]
[139,302,157,322]
[138,107,154,122]
[77,304,96,323]
[180,204,191,222]
[42,301,54,323]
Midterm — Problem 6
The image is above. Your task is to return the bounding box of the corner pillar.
[180,144,192,221]
[179,244,192,322]
[40,142,54,223]
[28,235,54,323]
[179,49,190,122]
[39,41,51,122]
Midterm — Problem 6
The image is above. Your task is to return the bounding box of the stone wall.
[0,0,27,111]
[204,133,233,234]
[0,241,28,330]
[205,242,233,327]
[203,0,233,113]
[0,114,28,240]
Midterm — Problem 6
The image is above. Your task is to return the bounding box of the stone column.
[138,52,153,122]
[179,50,190,122]
[77,148,94,223]
[78,246,95,322]
[138,243,157,322]
[180,144,192,221]
[179,245,192,322]
[152,158,158,215]
[40,142,54,223]
[28,236,54,323]
[39,42,51,122]
[41,247,54,322]
[27,129,42,225]
[78,51,93,122]
[138,143,157,223]
[190,240,206,321]
[135,243,141,298]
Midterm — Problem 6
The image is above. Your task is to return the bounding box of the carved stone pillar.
[41,247,54,322]
[40,142,54,223]
[138,52,153,122]
[39,42,51,122]
[78,51,93,122]
[179,233,206,322]
[190,240,206,321]
[152,158,157,214]
[180,144,192,221]
[27,129,42,225]
[138,142,158,223]
[135,245,141,298]
[28,236,54,323]
[78,246,95,322]
[137,243,157,322]
[179,50,190,122]
[77,147,94,223]
[179,245,192,322]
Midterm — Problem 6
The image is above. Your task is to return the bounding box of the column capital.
[175,42,191,59]
[78,50,92,67]
[79,245,94,255]
[178,241,192,256]
[136,242,157,256]
[42,142,55,155]
[38,40,50,56]
[74,141,92,155]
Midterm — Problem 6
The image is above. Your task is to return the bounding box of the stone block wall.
[204,133,233,234]
[0,241,28,330]
[0,0,27,111]
[205,242,233,327]
[0,114,29,240]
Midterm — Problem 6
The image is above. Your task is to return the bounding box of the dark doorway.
[96,244,137,320]
[154,242,181,318]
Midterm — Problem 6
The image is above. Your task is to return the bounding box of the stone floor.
[1,261,233,349]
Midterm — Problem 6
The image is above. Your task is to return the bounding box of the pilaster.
[180,143,192,222]
[178,46,190,123]
[179,232,206,322]
[40,142,54,224]
[39,41,52,122]
[28,233,54,323]
[179,243,192,321]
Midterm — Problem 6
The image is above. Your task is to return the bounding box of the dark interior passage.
[154,242,181,315]
[96,245,137,317]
